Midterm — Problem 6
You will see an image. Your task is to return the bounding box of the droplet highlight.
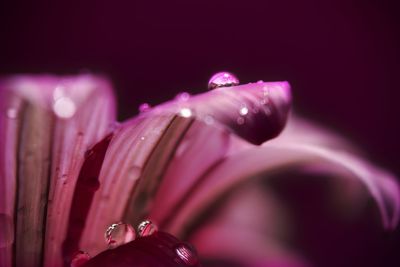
[208,71,239,89]
[137,220,158,237]
[53,97,77,118]
[175,243,199,266]
[239,106,249,116]
[179,108,193,118]
[105,222,136,249]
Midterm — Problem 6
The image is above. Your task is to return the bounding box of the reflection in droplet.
[53,97,77,118]
[236,117,245,125]
[208,71,239,89]
[6,108,18,119]
[105,222,136,249]
[137,220,158,237]
[176,92,191,102]
[70,251,90,267]
[175,243,199,266]
[179,108,192,118]
[0,214,14,248]
[139,103,151,113]
[239,106,249,116]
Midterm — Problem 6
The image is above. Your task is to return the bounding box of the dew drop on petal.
[137,220,158,237]
[179,108,193,118]
[139,103,151,113]
[105,222,136,249]
[175,243,199,266]
[53,97,77,118]
[176,92,191,102]
[6,108,18,119]
[236,117,245,125]
[239,106,249,116]
[208,71,239,89]
[70,251,91,267]
[204,115,215,125]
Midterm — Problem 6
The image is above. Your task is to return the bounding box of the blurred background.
[0,0,399,266]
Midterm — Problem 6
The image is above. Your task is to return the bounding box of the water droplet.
[70,251,90,267]
[176,92,191,102]
[239,106,249,116]
[204,115,215,125]
[139,103,151,113]
[140,136,146,141]
[179,108,192,118]
[6,108,18,119]
[137,220,158,237]
[236,117,245,125]
[53,97,76,118]
[257,80,264,84]
[264,106,272,115]
[175,243,199,266]
[208,71,239,89]
[0,214,14,248]
[105,222,136,249]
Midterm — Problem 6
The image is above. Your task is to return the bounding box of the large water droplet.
[137,220,158,237]
[139,103,151,113]
[70,251,91,267]
[175,243,199,266]
[105,222,136,249]
[208,71,239,89]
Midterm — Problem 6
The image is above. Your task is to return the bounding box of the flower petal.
[0,75,116,267]
[76,81,291,257]
[165,115,400,235]
[152,81,291,145]
[190,181,309,267]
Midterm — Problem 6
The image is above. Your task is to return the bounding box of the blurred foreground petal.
[0,75,116,267]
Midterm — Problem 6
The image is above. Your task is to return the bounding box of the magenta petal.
[166,116,400,234]
[0,75,117,267]
[190,182,308,267]
[153,81,292,145]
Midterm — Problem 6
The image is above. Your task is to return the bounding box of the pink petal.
[165,115,399,235]
[190,182,309,267]
[152,81,292,145]
[0,75,116,267]
[75,81,291,257]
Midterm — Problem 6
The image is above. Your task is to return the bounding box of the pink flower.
[0,73,399,267]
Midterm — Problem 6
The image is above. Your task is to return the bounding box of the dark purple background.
[0,0,399,266]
